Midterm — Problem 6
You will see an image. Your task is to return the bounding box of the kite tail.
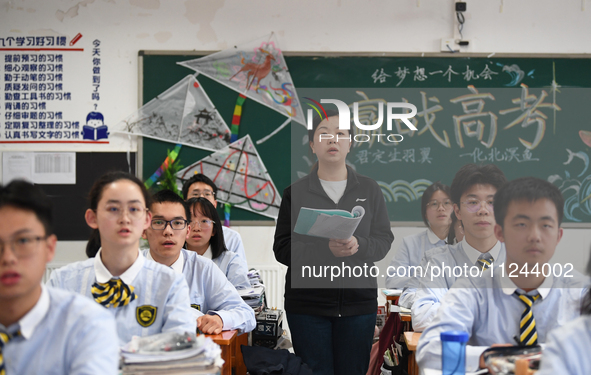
[231,94,247,142]
[144,144,182,190]
[224,203,231,227]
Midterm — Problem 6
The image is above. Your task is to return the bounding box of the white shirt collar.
[94,247,145,285]
[18,284,50,339]
[144,249,184,274]
[202,245,213,260]
[500,265,554,299]
[461,238,502,266]
[427,228,445,245]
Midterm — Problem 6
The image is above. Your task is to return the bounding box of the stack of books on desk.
[247,269,262,286]
[120,332,223,375]
[238,284,266,311]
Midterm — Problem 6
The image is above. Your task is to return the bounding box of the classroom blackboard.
[141,52,591,224]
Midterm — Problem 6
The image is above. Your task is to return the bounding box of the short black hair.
[186,197,227,259]
[420,181,451,226]
[0,180,53,235]
[450,164,507,205]
[181,174,217,201]
[307,108,341,147]
[151,189,191,221]
[447,211,463,244]
[493,176,564,228]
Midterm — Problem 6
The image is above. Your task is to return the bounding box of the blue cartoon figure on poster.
[82,111,109,140]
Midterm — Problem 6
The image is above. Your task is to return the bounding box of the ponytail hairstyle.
[85,171,152,257]
[186,197,227,259]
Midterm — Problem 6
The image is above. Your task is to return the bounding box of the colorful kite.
[177,33,306,140]
[176,135,281,219]
[113,75,231,151]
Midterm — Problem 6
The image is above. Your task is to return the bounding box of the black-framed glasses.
[0,235,48,258]
[150,219,188,230]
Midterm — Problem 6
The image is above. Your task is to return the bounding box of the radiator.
[250,264,286,311]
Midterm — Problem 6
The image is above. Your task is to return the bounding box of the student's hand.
[479,343,514,368]
[329,236,359,257]
[197,314,223,335]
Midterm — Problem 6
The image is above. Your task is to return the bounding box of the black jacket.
[273,165,394,317]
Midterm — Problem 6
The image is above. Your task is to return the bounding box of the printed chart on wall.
[287,56,591,224]
[0,33,109,144]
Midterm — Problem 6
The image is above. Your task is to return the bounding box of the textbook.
[294,205,365,240]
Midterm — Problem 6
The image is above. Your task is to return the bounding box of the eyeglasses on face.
[191,219,215,229]
[461,199,494,213]
[427,199,453,210]
[0,235,48,258]
[102,203,147,219]
[190,190,215,199]
[150,219,188,230]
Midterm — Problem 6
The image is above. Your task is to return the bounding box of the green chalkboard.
[141,53,591,224]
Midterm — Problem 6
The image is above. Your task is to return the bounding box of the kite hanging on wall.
[177,32,306,144]
[113,75,231,151]
[176,135,282,219]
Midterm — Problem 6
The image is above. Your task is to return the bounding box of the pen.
[513,335,523,346]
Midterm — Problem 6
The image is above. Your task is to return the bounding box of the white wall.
[2,0,591,282]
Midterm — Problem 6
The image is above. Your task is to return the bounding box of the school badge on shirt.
[136,305,157,327]
[191,304,201,311]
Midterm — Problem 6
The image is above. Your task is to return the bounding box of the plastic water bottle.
[441,331,469,375]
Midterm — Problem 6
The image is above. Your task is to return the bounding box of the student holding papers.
[273,110,394,375]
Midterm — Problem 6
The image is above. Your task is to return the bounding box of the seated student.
[182,174,247,263]
[142,190,255,334]
[538,253,591,375]
[409,164,507,331]
[185,197,250,289]
[0,180,118,374]
[416,177,589,372]
[48,172,195,345]
[387,182,452,300]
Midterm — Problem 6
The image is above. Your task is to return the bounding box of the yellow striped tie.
[476,252,494,271]
[515,291,540,346]
[1,330,20,375]
[91,278,136,308]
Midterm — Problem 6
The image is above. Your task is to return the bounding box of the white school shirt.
[222,226,247,264]
[1,285,118,375]
[199,245,251,289]
[538,314,591,375]
[143,248,255,333]
[387,229,446,291]
[415,264,589,372]
[410,239,505,331]
[47,248,195,345]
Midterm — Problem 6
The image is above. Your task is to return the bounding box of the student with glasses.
[386,182,453,307]
[0,180,119,374]
[48,172,195,345]
[410,163,508,331]
[142,190,254,334]
[184,197,250,289]
[182,174,247,264]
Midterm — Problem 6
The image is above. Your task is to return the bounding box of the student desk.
[404,331,421,375]
[206,330,248,375]
[381,289,402,317]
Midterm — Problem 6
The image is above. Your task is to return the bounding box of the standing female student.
[273,111,394,375]
[48,171,195,345]
[385,182,452,292]
[185,197,250,289]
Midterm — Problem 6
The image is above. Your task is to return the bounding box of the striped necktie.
[0,330,20,375]
[91,278,136,308]
[476,252,494,271]
[515,291,541,346]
